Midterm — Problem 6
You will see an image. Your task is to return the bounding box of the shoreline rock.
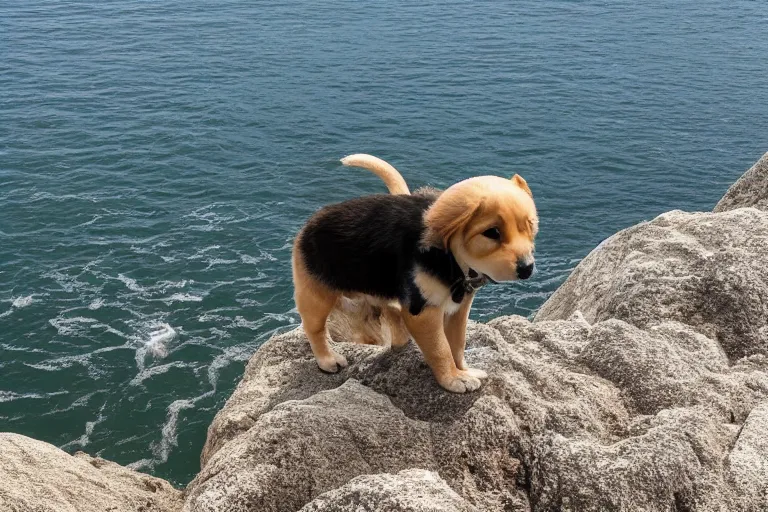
[0,433,183,512]
[184,152,768,511]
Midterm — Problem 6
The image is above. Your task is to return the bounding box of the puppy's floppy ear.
[511,174,532,198]
[423,194,483,249]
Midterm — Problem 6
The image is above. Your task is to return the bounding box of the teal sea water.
[2,0,767,486]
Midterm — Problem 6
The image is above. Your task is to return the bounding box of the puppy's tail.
[341,154,410,195]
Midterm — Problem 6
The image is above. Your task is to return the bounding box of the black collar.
[447,251,490,303]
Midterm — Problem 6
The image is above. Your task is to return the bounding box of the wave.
[134,323,176,370]
[0,390,69,403]
[60,403,106,450]
[163,293,204,304]
[11,295,35,308]
[129,361,189,387]
[49,316,99,336]
[117,274,144,293]
[127,391,213,472]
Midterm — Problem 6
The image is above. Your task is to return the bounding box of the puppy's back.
[298,194,434,298]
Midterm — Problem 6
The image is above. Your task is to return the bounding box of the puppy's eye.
[482,227,501,240]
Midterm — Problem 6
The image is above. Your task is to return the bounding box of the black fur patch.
[298,194,465,314]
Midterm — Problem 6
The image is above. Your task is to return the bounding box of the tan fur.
[328,295,406,348]
[512,174,532,197]
[341,154,410,195]
[293,155,538,393]
[444,294,482,375]
[425,176,538,283]
[292,235,347,372]
[401,306,483,392]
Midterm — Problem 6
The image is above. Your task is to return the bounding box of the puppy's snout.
[516,261,535,280]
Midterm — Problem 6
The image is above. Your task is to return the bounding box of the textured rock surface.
[715,152,768,212]
[299,469,479,512]
[185,153,768,512]
[728,401,768,506]
[0,433,182,512]
[186,316,768,512]
[535,207,768,360]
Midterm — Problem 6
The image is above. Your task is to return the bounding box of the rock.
[185,378,434,512]
[535,207,768,360]
[298,469,479,512]
[0,433,182,512]
[728,401,768,511]
[532,408,739,511]
[578,319,768,420]
[715,152,768,212]
[185,153,768,510]
[185,314,768,511]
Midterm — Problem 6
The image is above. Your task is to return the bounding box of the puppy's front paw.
[439,370,483,393]
[317,350,349,373]
[464,367,488,380]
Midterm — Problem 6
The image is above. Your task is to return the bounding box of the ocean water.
[1,0,767,486]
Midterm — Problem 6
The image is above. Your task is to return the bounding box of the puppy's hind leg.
[293,253,347,373]
[384,304,410,349]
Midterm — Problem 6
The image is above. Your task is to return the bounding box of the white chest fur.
[413,269,462,315]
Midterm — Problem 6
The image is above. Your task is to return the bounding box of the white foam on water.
[49,316,98,336]
[204,258,238,269]
[187,245,221,260]
[235,297,261,307]
[76,214,102,227]
[230,315,267,331]
[209,327,230,339]
[117,274,144,293]
[239,249,277,265]
[42,391,101,416]
[0,390,68,403]
[0,343,48,354]
[184,206,236,232]
[128,391,213,471]
[263,312,293,323]
[27,345,129,378]
[198,312,230,323]
[42,269,86,293]
[134,323,176,370]
[11,295,35,308]
[163,293,204,304]
[155,279,192,292]
[60,403,106,450]
[129,361,189,387]
[149,323,176,346]
[88,298,105,310]
[207,343,258,390]
[30,191,98,202]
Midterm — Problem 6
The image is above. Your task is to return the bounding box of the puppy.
[292,154,538,393]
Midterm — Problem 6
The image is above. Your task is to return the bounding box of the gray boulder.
[728,401,768,507]
[299,469,479,512]
[185,317,768,511]
[535,207,768,360]
[0,433,182,512]
[715,152,768,212]
[184,153,768,511]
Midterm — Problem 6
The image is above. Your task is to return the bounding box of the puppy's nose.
[516,261,534,280]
